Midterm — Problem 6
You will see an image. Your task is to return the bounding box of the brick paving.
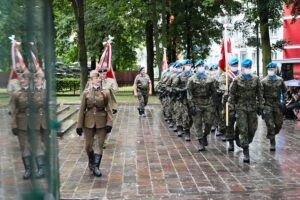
[1,104,300,199]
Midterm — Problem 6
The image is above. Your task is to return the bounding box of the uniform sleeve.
[187,78,194,106]
[229,79,238,106]
[77,92,87,128]
[256,78,264,108]
[11,92,18,129]
[105,90,114,127]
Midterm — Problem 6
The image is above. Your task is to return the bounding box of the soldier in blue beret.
[171,59,194,140]
[187,59,217,151]
[228,58,263,163]
[261,62,286,151]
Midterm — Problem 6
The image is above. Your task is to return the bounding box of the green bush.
[56,78,80,93]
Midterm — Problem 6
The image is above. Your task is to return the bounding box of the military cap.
[181,59,192,65]
[174,61,184,68]
[266,62,277,69]
[195,59,204,67]
[241,58,252,67]
[138,66,145,72]
[229,58,239,65]
[89,70,100,78]
[210,64,218,70]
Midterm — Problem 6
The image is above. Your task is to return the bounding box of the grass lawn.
[0,86,160,106]
[57,95,160,104]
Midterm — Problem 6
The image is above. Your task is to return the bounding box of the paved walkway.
[1,104,300,199]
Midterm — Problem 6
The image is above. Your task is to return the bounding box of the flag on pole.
[218,38,231,72]
[9,35,28,73]
[96,35,116,79]
[30,42,42,72]
[161,48,168,74]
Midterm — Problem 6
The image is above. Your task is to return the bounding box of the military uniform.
[10,71,46,179]
[187,59,216,151]
[134,73,151,116]
[157,71,172,120]
[261,62,287,151]
[165,72,179,128]
[77,71,113,177]
[229,59,263,162]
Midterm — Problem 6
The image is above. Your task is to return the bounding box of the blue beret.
[266,62,277,69]
[195,59,204,67]
[185,59,193,64]
[174,62,183,68]
[241,58,252,67]
[229,58,239,65]
[210,64,218,70]
[204,65,209,70]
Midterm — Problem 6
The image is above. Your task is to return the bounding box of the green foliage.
[56,78,80,93]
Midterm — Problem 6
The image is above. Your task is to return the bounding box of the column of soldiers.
[157,58,286,163]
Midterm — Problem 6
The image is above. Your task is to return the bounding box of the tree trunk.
[146,20,155,94]
[71,0,88,91]
[152,0,162,79]
[258,0,271,77]
[162,0,167,49]
[185,0,192,59]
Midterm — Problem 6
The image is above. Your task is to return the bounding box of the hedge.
[56,78,80,94]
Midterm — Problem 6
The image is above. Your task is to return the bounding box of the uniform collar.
[268,75,277,80]
[196,72,206,79]
[242,74,251,80]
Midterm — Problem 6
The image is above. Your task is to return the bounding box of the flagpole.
[224,19,229,127]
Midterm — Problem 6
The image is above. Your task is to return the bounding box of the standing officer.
[187,59,216,151]
[133,67,152,117]
[172,59,193,140]
[11,71,45,179]
[76,70,113,177]
[261,62,286,151]
[229,59,263,163]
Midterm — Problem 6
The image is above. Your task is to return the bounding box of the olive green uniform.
[229,74,263,148]
[77,87,113,155]
[261,75,286,140]
[134,74,151,112]
[187,74,216,140]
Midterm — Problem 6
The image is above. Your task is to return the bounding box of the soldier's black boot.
[198,139,206,151]
[93,154,102,177]
[87,151,94,170]
[22,156,31,180]
[184,129,191,141]
[228,140,234,151]
[177,126,183,137]
[36,155,45,178]
[168,121,174,128]
[243,147,250,163]
[173,126,178,132]
[141,110,146,117]
[138,108,142,116]
[270,139,276,151]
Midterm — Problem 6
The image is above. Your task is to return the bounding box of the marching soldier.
[261,62,286,151]
[133,67,152,117]
[10,70,46,179]
[187,59,216,151]
[229,59,263,163]
[223,58,241,151]
[172,59,193,140]
[76,70,113,177]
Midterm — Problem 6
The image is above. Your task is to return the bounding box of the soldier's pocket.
[95,112,107,127]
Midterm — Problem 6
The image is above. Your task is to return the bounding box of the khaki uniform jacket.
[11,88,46,130]
[77,88,113,129]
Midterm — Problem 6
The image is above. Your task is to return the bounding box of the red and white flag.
[96,36,116,80]
[8,35,28,80]
[218,38,231,72]
[9,35,28,73]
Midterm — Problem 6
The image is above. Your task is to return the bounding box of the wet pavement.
[1,104,300,199]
